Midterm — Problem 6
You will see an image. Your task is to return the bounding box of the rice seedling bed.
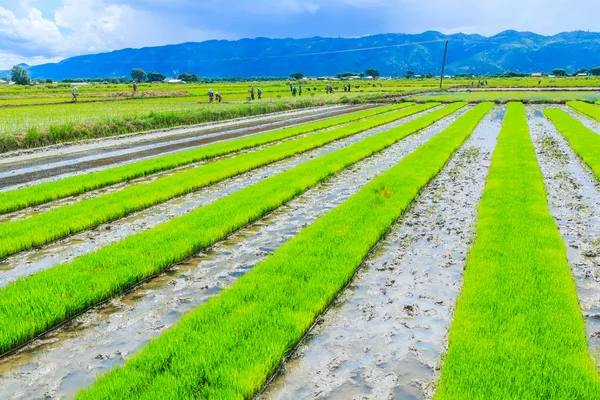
[75,102,493,400]
[0,103,417,215]
[0,102,464,356]
[0,103,453,260]
[435,103,600,399]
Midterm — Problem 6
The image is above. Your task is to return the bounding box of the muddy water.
[0,105,365,190]
[529,106,600,364]
[261,107,503,400]
[0,105,468,400]
[561,104,600,134]
[0,105,453,288]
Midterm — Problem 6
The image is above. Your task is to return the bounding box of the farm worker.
[289,82,293,92]
[72,86,78,101]
[133,81,137,92]
[257,88,262,100]
[215,92,222,103]
[292,85,297,96]
[299,85,302,96]
[250,86,255,100]
[208,88,214,103]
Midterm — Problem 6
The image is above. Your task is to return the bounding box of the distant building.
[163,78,186,84]
[531,73,543,77]
[547,75,556,78]
[577,73,588,77]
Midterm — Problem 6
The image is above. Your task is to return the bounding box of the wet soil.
[529,107,600,364]
[0,105,467,399]
[0,105,368,189]
[0,105,450,288]
[260,107,503,400]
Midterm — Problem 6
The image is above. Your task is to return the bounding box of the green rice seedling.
[0,103,468,355]
[435,103,600,399]
[76,102,493,400]
[544,108,600,181]
[568,100,600,122]
[0,103,460,259]
[0,103,423,215]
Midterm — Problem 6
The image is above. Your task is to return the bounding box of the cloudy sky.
[1,0,599,69]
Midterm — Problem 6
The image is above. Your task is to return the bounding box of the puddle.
[529,106,600,364]
[0,105,467,400]
[0,106,451,287]
[260,106,503,400]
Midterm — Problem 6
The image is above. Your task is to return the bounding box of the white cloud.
[0,5,61,47]
[0,52,63,70]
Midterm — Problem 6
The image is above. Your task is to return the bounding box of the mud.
[261,107,503,400]
[0,105,468,400]
[0,105,369,189]
[529,106,600,364]
[0,105,452,288]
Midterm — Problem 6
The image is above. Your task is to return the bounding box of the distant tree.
[45,78,53,84]
[405,70,415,79]
[131,68,147,82]
[424,72,435,79]
[290,72,305,80]
[391,72,399,79]
[365,68,380,78]
[589,66,600,76]
[177,73,199,82]
[575,68,588,75]
[147,72,166,82]
[11,65,30,85]
[552,68,567,77]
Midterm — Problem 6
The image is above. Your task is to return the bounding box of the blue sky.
[1,0,599,69]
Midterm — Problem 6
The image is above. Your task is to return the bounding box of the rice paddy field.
[3,82,600,399]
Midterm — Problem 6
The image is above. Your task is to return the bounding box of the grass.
[0,103,456,259]
[0,103,419,215]
[568,100,600,122]
[435,103,600,399]
[76,102,494,400]
[0,102,467,355]
[544,108,600,180]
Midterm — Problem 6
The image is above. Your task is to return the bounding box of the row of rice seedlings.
[76,102,494,400]
[0,103,421,215]
[0,104,461,260]
[567,100,600,122]
[435,103,600,399]
[0,103,467,356]
[544,108,600,180]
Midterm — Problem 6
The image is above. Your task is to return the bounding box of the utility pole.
[440,40,449,89]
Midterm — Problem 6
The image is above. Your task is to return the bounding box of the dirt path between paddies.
[0,105,369,189]
[529,106,600,365]
[0,105,452,290]
[260,106,502,400]
[0,105,469,400]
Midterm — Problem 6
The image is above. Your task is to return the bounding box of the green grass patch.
[544,108,600,180]
[0,103,420,215]
[76,102,494,400]
[435,103,600,399]
[0,103,455,260]
[0,102,467,355]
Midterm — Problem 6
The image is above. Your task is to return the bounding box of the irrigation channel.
[0,104,448,284]
[529,106,600,365]
[0,104,367,189]
[261,106,503,399]
[0,106,471,398]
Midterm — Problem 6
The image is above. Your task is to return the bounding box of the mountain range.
[6,30,600,80]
